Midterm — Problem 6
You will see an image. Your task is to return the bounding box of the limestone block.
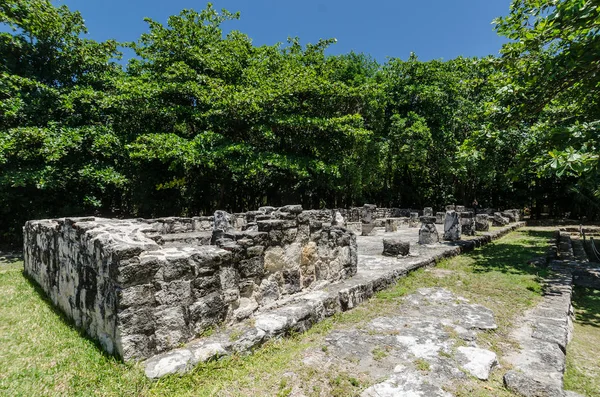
[385,218,397,233]
[423,207,433,217]
[492,212,510,226]
[214,211,234,232]
[408,212,419,228]
[475,214,490,232]
[382,239,410,256]
[443,211,461,241]
[418,217,439,244]
[361,223,376,236]
[435,212,446,225]
[460,212,475,236]
[362,204,377,224]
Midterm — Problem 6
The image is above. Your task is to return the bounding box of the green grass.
[0,228,556,396]
[564,287,600,397]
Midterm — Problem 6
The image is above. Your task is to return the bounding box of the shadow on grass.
[572,286,600,328]
[21,270,126,363]
[461,229,554,280]
[0,252,23,264]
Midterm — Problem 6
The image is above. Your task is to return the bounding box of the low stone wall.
[23,207,357,362]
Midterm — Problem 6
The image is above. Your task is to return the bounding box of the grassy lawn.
[564,287,600,397]
[0,228,555,396]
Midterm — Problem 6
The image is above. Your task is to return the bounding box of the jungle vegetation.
[1,0,598,246]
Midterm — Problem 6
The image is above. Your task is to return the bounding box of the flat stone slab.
[456,346,498,380]
[308,287,497,396]
[144,223,525,378]
[503,263,575,394]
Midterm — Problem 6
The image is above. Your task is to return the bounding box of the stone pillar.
[423,207,433,217]
[460,211,475,236]
[419,216,439,244]
[475,214,490,232]
[456,205,465,213]
[385,218,398,233]
[212,210,234,244]
[435,212,446,225]
[331,210,346,227]
[362,204,377,224]
[444,211,461,241]
[408,212,419,228]
[361,204,377,236]
[445,205,455,212]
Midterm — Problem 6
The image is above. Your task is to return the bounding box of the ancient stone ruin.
[23,203,525,374]
[23,206,357,361]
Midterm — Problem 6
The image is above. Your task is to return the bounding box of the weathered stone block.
[444,211,461,241]
[24,211,359,362]
[361,204,377,224]
[419,217,439,244]
[382,239,410,256]
[361,223,376,236]
[435,212,446,225]
[408,212,419,228]
[385,218,397,233]
[423,207,433,216]
[492,212,510,226]
[475,214,490,232]
[460,212,476,236]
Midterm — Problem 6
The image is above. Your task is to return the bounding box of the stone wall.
[23,206,357,362]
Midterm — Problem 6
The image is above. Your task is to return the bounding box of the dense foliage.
[1,0,598,246]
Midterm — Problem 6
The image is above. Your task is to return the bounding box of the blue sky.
[56,0,512,63]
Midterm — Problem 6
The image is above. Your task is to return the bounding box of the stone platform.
[144,222,525,378]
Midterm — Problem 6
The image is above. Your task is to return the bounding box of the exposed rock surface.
[302,287,499,397]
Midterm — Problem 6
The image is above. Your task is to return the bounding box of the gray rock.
[214,210,234,232]
[362,204,377,224]
[455,205,465,212]
[493,212,510,226]
[382,239,410,256]
[419,218,439,245]
[331,210,346,227]
[145,349,193,379]
[475,214,490,232]
[504,371,565,397]
[424,207,434,216]
[460,212,476,236]
[361,223,376,236]
[384,218,397,233]
[444,211,461,241]
[409,212,420,228]
[435,212,446,225]
[455,346,497,380]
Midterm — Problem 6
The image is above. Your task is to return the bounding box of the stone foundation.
[23,206,357,362]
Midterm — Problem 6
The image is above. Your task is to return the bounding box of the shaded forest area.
[1,0,599,247]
